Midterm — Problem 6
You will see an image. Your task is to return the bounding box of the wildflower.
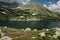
[6,32,10,36]
[33,29,37,31]
[3,26,7,28]
[48,35,51,37]
[55,31,60,37]
[46,29,49,31]
[0,36,12,40]
[32,14,36,15]
[24,31,30,36]
[31,37,36,39]
[0,29,5,37]
[53,35,57,38]
[25,28,31,31]
[45,31,53,35]
[43,29,45,30]
[39,32,45,37]
[1,32,5,37]
[21,29,25,31]
[16,32,24,35]
[25,33,30,36]
[15,37,19,39]
[56,28,60,31]
[45,29,53,35]
[0,29,1,33]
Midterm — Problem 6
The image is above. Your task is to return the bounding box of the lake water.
[0,20,60,29]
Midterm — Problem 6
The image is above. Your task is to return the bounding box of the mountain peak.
[0,2,60,21]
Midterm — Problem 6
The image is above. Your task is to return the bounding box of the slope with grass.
[0,2,60,21]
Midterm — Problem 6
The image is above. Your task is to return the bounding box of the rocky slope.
[0,2,60,21]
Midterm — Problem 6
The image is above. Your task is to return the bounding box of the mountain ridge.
[0,2,60,21]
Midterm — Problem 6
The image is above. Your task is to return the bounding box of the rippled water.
[0,20,60,29]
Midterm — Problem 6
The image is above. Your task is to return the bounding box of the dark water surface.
[0,20,60,29]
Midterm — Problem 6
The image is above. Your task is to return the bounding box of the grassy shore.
[0,26,59,40]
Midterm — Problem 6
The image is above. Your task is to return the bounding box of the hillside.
[0,2,60,21]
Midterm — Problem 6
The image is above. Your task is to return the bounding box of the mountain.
[0,2,60,21]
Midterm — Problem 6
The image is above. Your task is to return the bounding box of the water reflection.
[0,20,60,29]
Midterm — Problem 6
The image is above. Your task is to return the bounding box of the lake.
[0,20,60,29]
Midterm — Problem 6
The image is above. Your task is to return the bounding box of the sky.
[0,0,60,12]
[31,0,58,5]
[31,0,60,12]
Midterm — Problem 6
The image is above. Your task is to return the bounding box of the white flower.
[0,29,5,37]
[52,31,60,39]
[55,31,60,37]
[46,29,49,31]
[39,32,45,37]
[33,29,37,31]
[31,37,36,39]
[48,35,51,37]
[0,36,12,40]
[1,32,5,37]
[55,28,60,32]
[3,26,7,28]
[25,28,31,31]
[21,29,25,31]
[53,35,57,38]
[0,29,1,33]
[43,29,45,30]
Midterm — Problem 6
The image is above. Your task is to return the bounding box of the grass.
[0,27,57,40]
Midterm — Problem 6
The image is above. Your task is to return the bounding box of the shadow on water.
[0,20,60,29]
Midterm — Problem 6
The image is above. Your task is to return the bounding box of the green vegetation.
[0,2,60,21]
[0,26,58,40]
